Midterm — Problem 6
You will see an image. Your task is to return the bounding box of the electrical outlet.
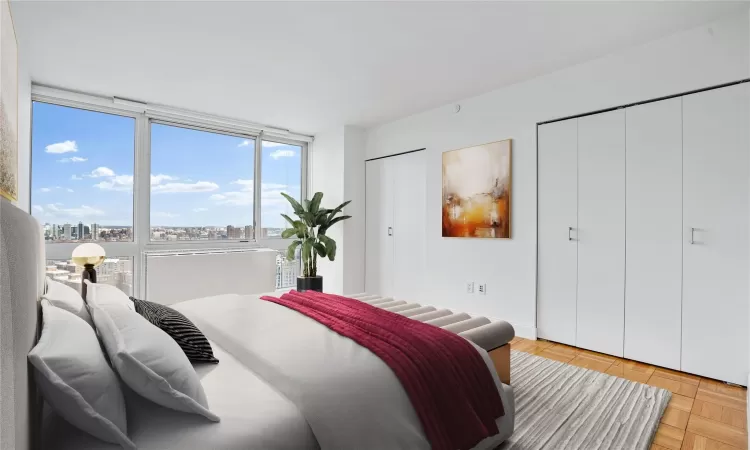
[478,283,487,295]
[466,282,475,294]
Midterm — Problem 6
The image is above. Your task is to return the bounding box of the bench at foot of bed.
[350,293,515,385]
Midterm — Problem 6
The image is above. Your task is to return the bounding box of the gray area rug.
[499,351,671,450]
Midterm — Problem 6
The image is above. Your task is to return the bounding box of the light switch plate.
[466,282,475,294]
[478,283,487,295]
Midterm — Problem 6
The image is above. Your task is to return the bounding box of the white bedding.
[42,340,318,450]
[173,293,514,450]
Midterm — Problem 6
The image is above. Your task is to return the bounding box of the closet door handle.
[689,227,695,244]
[568,227,574,241]
[388,227,393,236]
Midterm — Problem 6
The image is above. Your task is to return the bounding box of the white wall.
[16,40,30,213]
[311,125,365,295]
[365,13,749,338]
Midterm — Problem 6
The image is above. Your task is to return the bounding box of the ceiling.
[12,1,749,134]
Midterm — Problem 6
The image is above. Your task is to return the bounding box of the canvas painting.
[0,0,17,202]
[442,139,511,239]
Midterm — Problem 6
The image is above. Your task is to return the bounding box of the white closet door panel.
[537,119,578,346]
[392,151,427,302]
[577,109,626,357]
[365,158,395,297]
[682,84,749,385]
[624,98,683,370]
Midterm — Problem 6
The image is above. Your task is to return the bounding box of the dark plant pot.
[297,276,323,292]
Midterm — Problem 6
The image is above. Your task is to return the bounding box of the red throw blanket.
[260,290,504,450]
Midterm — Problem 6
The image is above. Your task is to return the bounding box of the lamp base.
[81,264,97,301]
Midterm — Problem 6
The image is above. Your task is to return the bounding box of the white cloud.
[45,140,78,154]
[237,140,251,148]
[211,182,293,207]
[39,187,51,193]
[262,141,288,148]
[90,167,115,178]
[151,174,177,185]
[71,174,83,181]
[152,181,219,194]
[58,156,88,163]
[270,149,296,159]
[67,188,74,193]
[32,205,43,213]
[192,207,208,212]
[40,203,105,218]
[231,179,254,191]
[93,175,133,192]
[152,211,179,218]
[210,191,253,206]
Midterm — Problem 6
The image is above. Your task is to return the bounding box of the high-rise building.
[52,224,59,239]
[226,225,242,240]
[91,223,100,241]
[77,222,84,240]
[63,223,72,240]
[244,225,253,240]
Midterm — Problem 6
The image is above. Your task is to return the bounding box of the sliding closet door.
[576,110,625,357]
[624,99,683,370]
[682,84,749,384]
[365,158,395,297]
[392,151,427,302]
[537,119,578,346]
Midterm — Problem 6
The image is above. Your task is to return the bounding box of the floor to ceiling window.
[31,89,308,295]
[149,123,255,242]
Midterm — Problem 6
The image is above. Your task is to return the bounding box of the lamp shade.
[72,243,106,268]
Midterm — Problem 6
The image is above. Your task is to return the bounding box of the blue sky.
[31,102,301,228]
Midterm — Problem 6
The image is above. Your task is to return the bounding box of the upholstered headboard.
[0,198,45,450]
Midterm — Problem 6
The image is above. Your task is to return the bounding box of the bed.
[0,198,514,450]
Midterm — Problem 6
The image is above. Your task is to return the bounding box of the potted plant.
[281,192,351,292]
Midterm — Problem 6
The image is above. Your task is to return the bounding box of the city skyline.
[43,221,285,242]
[31,102,302,229]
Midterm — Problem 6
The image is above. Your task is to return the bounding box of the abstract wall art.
[442,139,511,239]
[0,0,17,202]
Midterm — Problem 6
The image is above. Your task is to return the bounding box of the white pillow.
[87,285,219,422]
[42,277,93,328]
[29,300,135,449]
[84,281,135,311]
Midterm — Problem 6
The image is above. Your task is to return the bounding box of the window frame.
[31,85,309,298]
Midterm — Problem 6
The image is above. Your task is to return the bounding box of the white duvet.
[173,293,514,450]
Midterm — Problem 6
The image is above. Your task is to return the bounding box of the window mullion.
[254,133,263,240]
[134,115,151,298]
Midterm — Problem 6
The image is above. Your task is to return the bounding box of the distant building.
[63,223,72,240]
[226,225,242,240]
[52,224,59,239]
[244,225,253,240]
[77,222,84,240]
[91,223,100,241]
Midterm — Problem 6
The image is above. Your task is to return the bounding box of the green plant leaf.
[286,240,301,261]
[281,192,305,216]
[319,215,352,236]
[281,228,297,239]
[301,212,316,227]
[319,234,337,261]
[309,192,324,214]
[313,242,327,258]
[327,200,351,220]
[280,214,297,227]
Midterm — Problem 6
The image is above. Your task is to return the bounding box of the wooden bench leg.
[488,344,511,385]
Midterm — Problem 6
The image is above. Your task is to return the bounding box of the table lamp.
[72,243,106,300]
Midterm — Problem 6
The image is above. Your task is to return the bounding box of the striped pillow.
[130,297,219,364]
